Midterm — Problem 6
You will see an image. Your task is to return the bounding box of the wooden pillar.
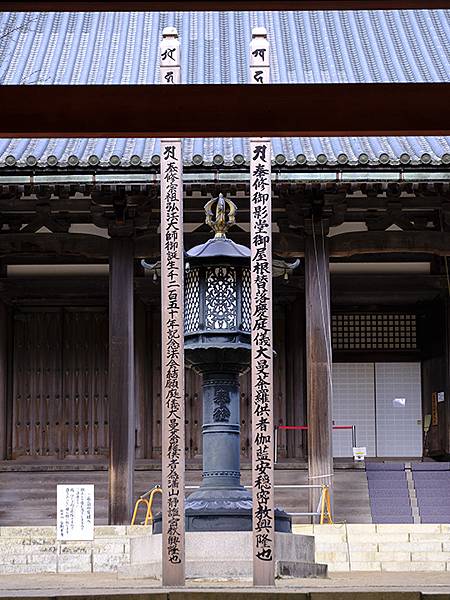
[108,236,135,525]
[134,298,149,459]
[445,297,450,456]
[0,299,8,461]
[285,297,306,459]
[305,219,333,513]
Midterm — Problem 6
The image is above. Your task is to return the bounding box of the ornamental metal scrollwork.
[212,388,231,422]
[205,266,237,330]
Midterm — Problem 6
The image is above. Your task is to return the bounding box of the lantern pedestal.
[153,348,291,533]
[183,350,254,531]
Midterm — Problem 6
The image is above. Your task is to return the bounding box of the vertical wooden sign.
[249,27,275,587]
[431,392,438,426]
[160,26,185,587]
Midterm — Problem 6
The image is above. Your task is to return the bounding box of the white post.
[249,26,275,587]
[160,26,185,587]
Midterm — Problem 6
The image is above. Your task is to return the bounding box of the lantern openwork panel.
[184,255,251,347]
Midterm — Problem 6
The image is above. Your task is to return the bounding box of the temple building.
[0,9,449,525]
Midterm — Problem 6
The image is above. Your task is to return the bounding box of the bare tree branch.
[19,68,51,84]
[0,16,38,41]
[0,14,40,84]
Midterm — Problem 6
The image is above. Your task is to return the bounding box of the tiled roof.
[0,10,449,169]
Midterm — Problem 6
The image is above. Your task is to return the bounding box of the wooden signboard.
[160,27,186,587]
[431,392,438,426]
[249,26,275,587]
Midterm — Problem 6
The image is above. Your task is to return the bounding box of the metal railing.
[132,482,333,526]
[186,483,333,524]
[274,424,357,463]
[284,484,333,524]
[131,484,162,526]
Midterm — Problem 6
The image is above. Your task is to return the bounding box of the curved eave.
[0,163,449,176]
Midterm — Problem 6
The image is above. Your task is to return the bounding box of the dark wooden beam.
[305,222,333,511]
[2,230,449,262]
[331,274,444,304]
[1,230,449,263]
[3,1,449,9]
[183,230,450,259]
[0,233,109,260]
[137,231,305,258]
[1,84,449,138]
[0,272,442,305]
[108,237,135,525]
[330,231,450,257]
[0,277,109,303]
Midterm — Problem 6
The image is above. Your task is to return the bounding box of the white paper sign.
[57,484,94,541]
[393,397,406,407]
[438,391,445,403]
[353,447,367,462]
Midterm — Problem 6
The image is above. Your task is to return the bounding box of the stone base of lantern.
[118,531,327,580]
[152,487,292,533]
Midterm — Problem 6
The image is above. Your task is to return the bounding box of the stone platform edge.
[1,524,449,575]
[293,523,450,572]
[0,525,143,574]
[0,527,325,578]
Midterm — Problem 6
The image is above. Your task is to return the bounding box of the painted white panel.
[375,362,422,457]
[332,363,376,457]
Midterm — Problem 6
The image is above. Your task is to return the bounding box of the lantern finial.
[204,193,237,238]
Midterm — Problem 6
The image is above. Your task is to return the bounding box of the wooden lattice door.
[12,308,62,459]
[12,307,108,460]
[61,309,109,459]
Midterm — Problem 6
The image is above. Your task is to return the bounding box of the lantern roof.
[186,236,250,259]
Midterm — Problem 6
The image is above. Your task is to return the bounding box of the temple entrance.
[332,362,423,458]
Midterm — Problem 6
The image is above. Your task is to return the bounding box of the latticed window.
[332,313,417,351]
[184,268,200,332]
[241,268,251,332]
